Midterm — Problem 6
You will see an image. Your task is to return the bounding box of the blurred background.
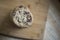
[43,0,60,40]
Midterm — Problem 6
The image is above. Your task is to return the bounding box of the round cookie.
[10,5,33,28]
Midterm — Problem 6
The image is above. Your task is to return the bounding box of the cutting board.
[0,0,49,40]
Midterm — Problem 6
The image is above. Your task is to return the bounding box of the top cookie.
[11,5,33,28]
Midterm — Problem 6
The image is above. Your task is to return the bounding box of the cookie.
[10,5,33,28]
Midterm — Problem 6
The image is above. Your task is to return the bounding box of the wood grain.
[0,0,49,40]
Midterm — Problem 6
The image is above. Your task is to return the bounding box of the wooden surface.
[0,0,49,40]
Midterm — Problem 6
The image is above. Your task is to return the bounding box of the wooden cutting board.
[0,0,49,40]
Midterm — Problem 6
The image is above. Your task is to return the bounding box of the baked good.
[10,5,33,28]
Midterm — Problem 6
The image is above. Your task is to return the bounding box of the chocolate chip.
[19,11,20,13]
[19,5,23,8]
[27,15,32,22]
[12,13,16,16]
[17,19,21,23]
[24,11,29,15]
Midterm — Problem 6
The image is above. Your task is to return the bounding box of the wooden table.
[0,0,49,40]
